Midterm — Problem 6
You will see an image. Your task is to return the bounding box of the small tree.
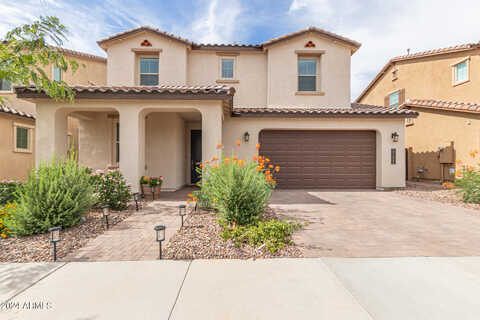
[0,16,80,102]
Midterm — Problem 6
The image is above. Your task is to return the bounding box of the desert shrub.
[198,154,275,226]
[0,180,22,205]
[0,203,17,238]
[6,154,95,236]
[455,167,480,203]
[90,169,132,210]
[220,219,302,253]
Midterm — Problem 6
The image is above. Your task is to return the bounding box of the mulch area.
[0,207,135,263]
[395,181,480,211]
[163,207,303,260]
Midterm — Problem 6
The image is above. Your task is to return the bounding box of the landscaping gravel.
[0,207,134,263]
[395,181,480,211]
[164,208,303,260]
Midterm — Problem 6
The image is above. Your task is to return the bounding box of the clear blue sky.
[1,0,479,100]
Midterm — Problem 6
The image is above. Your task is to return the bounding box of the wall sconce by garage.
[243,132,250,142]
[154,225,166,259]
[101,205,110,229]
[391,132,399,142]
[48,226,61,262]
[179,204,186,229]
[133,192,140,211]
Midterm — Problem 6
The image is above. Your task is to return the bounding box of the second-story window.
[140,57,159,86]
[0,79,12,91]
[453,60,468,85]
[298,58,317,91]
[53,65,62,81]
[221,58,235,79]
[389,91,399,108]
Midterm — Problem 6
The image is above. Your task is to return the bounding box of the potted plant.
[140,176,150,198]
[140,176,164,198]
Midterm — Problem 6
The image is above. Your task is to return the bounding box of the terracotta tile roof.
[97,26,194,49]
[402,98,480,114]
[262,26,361,52]
[232,103,417,118]
[96,26,360,53]
[58,48,106,63]
[355,42,480,103]
[0,104,35,119]
[14,84,235,97]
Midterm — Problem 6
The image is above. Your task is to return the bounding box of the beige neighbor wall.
[358,49,480,180]
[222,115,406,188]
[0,114,35,181]
[404,107,480,180]
[145,113,186,191]
[188,51,268,106]
[105,31,188,86]
[358,49,480,106]
[266,33,351,108]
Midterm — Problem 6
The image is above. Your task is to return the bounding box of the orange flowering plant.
[0,203,16,238]
[454,154,480,203]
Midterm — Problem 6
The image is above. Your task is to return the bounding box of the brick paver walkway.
[64,198,188,261]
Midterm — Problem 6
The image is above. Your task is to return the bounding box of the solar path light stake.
[179,204,186,229]
[101,205,110,229]
[48,227,61,262]
[154,225,166,259]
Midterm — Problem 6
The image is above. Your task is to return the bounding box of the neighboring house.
[0,48,107,180]
[356,43,480,181]
[14,26,416,191]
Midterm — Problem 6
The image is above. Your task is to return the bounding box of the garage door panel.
[260,130,376,189]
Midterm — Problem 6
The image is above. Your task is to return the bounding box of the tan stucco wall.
[266,33,351,108]
[358,49,480,106]
[105,31,188,86]
[0,114,35,181]
[145,112,186,191]
[222,115,406,188]
[405,107,480,180]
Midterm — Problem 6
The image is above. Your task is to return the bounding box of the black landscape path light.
[179,204,186,229]
[154,225,166,259]
[151,184,156,200]
[48,226,61,262]
[133,192,140,211]
[101,205,110,229]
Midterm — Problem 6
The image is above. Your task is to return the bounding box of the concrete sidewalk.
[1,257,480,319]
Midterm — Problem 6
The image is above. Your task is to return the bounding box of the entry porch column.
[201,104,223,162]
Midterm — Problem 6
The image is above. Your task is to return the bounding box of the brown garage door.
[259,130,376,189]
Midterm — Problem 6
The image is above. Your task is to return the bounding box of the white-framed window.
[0,79,12,91]
[389,91,400,108]
[53,65,62,81]
[221,58,235,79]
[452,58,469,85]
[298,57,319,91]
[13,123,34,153]
[139,57,159,86]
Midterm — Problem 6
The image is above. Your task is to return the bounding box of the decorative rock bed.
[163,208,303,260]
[0,207,134,263]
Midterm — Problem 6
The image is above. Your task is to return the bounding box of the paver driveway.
[270,190,480,257]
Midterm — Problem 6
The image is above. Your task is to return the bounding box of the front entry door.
[191,130,202,184]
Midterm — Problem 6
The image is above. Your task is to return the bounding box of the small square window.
[389,91,400,108]
[139,57,159,86]
[298,58,317,91]
[0,79,11,91]
[454,61,468,84]
[14,124,32,153]
[53,66,62,81]
[221,59,234,79]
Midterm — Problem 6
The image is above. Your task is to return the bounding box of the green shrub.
[6,153,95,236]
[198,155,275,226]
[0,180,22,205]
[455,168,480,203]
[220,219,302,253]
[90,169,132,210]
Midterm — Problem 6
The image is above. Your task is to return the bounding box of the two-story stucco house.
[14,26,416,191]
[0,49,107,181]
[356,43,480,181]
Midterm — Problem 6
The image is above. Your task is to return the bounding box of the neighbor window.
[389,91,400,108]
[53,66,62,81]
[13,123,33,153]
[139,57,159,86]
[298,58,317,91]
[453,60,468,84]
[221,58,234,79]
[0,79,11,91]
